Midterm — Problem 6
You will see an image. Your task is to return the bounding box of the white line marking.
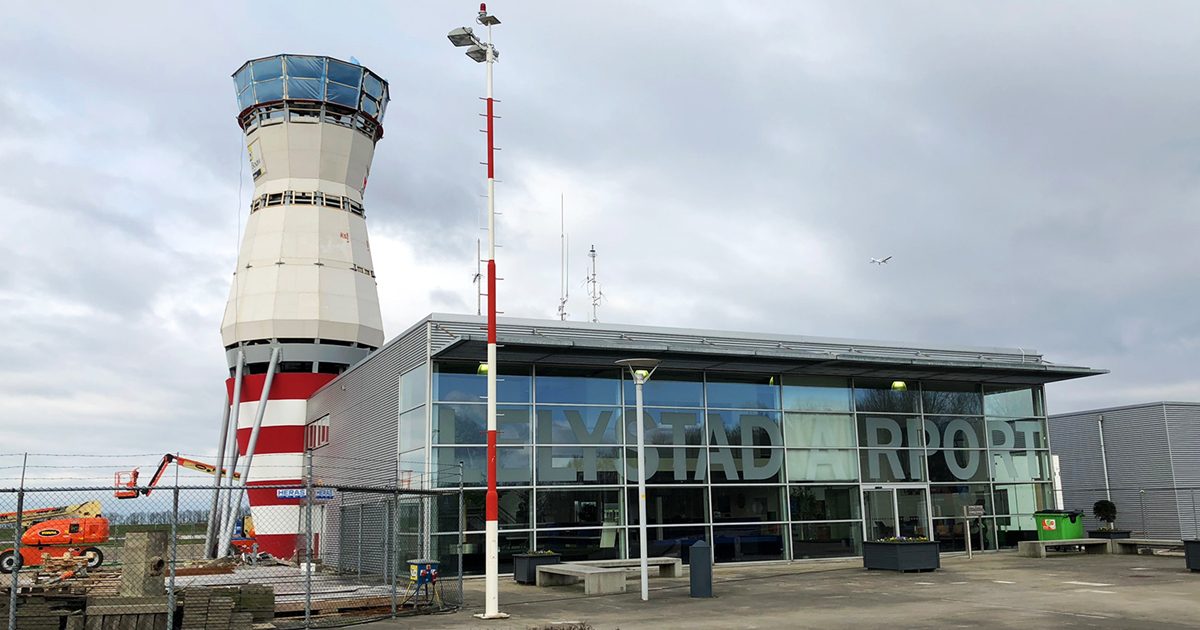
[993,580,1016,584]
[950,581,968,584]
[915,582,935,585]
[1131,567,1152,571]
[1064,581,1114,587]
[1076,589,1116,594]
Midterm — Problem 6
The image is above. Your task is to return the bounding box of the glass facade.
[422,364,1050,571]
[233,54,389,121]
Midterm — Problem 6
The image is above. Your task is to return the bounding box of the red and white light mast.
[448,4,506,619]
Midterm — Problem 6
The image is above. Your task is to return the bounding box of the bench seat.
[536,563,627,595]
[578,557,684,578]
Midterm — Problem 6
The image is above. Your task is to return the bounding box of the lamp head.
[476,362,489,375]
[890,380,908,391]
[447,26,477,47]
[465,44,492,63]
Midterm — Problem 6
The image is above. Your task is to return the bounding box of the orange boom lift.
[114,454,239,499]
[0,500,108,574]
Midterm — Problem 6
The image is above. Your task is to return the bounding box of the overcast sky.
[1,1,1197,481]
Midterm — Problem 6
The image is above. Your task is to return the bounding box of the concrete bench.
[1017,538,1110,558]
[536,563,627,595]
[1110,539,1185,554]
[579,557,684,578]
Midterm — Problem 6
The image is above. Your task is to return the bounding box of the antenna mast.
[557,193,569,320]
[586,244,603,323]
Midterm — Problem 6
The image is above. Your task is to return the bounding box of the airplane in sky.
[870,256,893,265]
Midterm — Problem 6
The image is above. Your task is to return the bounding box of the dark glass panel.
[250,57,283,81]
[992,483,1054,515]
[436,531,530,575]
[536,488,623,529]
[285,55,324,78]
[927,449,988,482]
[987,418,1048,450]
[854,378,919,413]
[287,77,323,100]
[536,406,621,444]
[536,366,621,405]
[537,528,623,561]
[928,484,993,519]
[432,362,531,403]
[705,374,780,409]
[934,517,997,552]
[709,446,783,483]
[713,524,786,562]
[788,485,861,521]
[921,381,983,415]
[857,414,924,449]
[432,446,530,487]
[535,446,622,485]
[925,416,985,450]
[990,450,1051,482]
[327,58,363,86]
[436,489,530,532]
[628,525,708,564]
[627,487,708,525]
[622,371,703,408]
[710,486,785,523]
[326,81,359,107]
[254,78,283,102]
[625,408,704,446]
[707,410,782,447]
[791,522,863,559]
[625,447,706,484]
[433,404,530,444]
[363,72,384,98]
[860,449,927,483]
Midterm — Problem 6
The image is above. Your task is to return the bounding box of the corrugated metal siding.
[1164,403,1200,538]
[1051,404,1179,537]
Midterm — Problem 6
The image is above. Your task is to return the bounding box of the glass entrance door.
[862,485,931,541]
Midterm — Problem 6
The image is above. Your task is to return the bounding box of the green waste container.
[1034,510,1085,540]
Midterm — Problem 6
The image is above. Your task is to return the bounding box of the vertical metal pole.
[1139,489,1147,537]
[357,504,364,579]
[480,14,505,621]
[964,511,973,560]
[168,485,179,628]
[8,453,27,630]
[216,351,246,556]
[206,391,233,558]
[635,375,649,601]
[304,451,314,628]
[389,495,397,618]
[221,347,280,554]
[458,464,465,609]
[1097,416,1112,501]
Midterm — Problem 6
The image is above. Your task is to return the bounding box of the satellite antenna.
[557,193,569,321]
[586,244,604,323]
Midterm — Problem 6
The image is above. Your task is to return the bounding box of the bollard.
[689,540,713,598]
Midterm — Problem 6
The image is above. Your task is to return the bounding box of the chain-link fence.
[1059,485,1200,540]
[0,477,464,629]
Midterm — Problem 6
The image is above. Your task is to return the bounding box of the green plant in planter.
[876,536,930,543]
[1093,499,1118,530]
[524,549,559,556]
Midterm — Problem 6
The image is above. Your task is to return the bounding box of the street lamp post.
[616,358,661,601]
[449,3,506,620]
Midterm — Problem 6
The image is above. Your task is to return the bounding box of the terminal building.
[305,314,1103,572]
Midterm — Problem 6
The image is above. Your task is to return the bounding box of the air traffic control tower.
[219,55,389,558]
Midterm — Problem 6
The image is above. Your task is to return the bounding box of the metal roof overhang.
[431,333,1106,386]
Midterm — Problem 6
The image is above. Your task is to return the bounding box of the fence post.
[167,485,179,628]
[305,452,314,629]
[8,453,27,630]
[1139,489,1147,537]
[389,494,397,618]
[357,504,364,579]
[458,462,465,608]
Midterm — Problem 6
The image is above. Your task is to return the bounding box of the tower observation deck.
[219,55,390,559]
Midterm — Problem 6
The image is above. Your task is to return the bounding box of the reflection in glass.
[860,449,927,483]
[925,416,984,450]
[707,410,782,446]
[995,514,1038,548]
[921,382,983,415]
[990,450,1050,482]
[934,517,996,552]
[326,81,359,107]
[782,376,852,412]
[711,486,784,523]
[628,526,707,564]
[627,487,708,525]
[621,372,703,408]
[626,447,706,484]
[783,413,855,448]
[713,524,786,562]
[984,386,1042,417]
[537,406,621,444]
[857,415,924,449]
[363,72,384,97]
[433,446,531,487]
[538,528,623,561]
[536,367,620,405]
[285,55,325,78]
[705,374,780,410]
[287,77,323,100]
[789,485,860,521]
[987,418,1048,450]
[625,408,704,445]
[854,378,919,413]
[929,484,992,518]
[927,449,988,482]
[255,79,284,102]
[398,407,426,453]
[785,449,859,482]
[709,447,782,483]
[437,489,530,532]
[398,364,427,412]
[792,522,862,558]
[537,488,623,528]
[327,58,363,86]
[433,404,530,444]
[437,531,530,575]
[992,483,1054,515]
[432,362,531,403]
[251,57,283,81]
[536,446,622,485]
